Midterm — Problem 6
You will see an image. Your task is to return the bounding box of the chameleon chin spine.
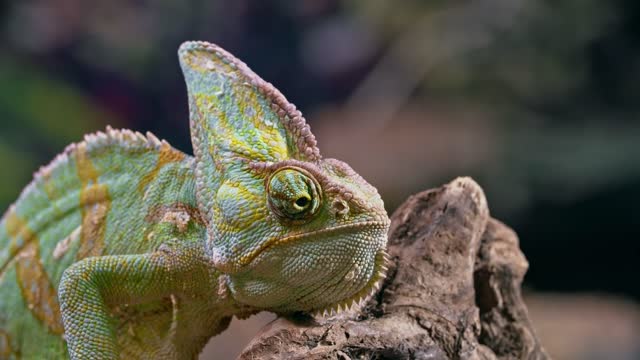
[314,249,389,317]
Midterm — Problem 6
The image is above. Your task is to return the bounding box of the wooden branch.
[239,177,549,359]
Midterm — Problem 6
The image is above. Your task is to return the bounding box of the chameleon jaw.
[311,249,390,317]
[235,220,390,269]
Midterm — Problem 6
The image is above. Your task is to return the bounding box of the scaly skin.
[0,41,389,359]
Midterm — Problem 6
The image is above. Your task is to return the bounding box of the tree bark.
[239,177,549,360]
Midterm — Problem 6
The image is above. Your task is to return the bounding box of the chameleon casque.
[0,41,390,359]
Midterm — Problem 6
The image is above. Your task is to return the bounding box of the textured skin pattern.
[0,41,389,359]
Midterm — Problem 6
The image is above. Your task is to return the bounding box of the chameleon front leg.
[58,246,207,359]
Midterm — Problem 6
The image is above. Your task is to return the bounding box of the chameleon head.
[179,41,389,313]
[225,159,389,312]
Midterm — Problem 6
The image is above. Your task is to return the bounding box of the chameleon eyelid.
[266,166,322,222]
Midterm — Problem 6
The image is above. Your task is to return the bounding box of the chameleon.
[0,41,390,359]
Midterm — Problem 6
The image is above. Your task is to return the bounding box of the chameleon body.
[0,41,389,359]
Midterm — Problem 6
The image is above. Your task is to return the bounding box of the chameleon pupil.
[295,197,309,207]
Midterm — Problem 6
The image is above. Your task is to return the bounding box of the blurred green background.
[1,0,638,359]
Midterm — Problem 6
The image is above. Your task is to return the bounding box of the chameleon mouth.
[237,220,390,268]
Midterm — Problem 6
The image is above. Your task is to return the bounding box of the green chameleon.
[0,41,390,359]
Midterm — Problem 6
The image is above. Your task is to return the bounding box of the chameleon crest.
[0,41,389,359]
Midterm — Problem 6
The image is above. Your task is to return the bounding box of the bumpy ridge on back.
[0,126,177,274]
[4,126,173,228]
[178,41,321,162]
[32,126,167,184]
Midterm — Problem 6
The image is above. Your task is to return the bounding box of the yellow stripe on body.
[5,209,63,335]
[16,241,64,334]
[137,142,186,194]
[0,330,14,358]
[75,143,112,260]
[3,208,35,269]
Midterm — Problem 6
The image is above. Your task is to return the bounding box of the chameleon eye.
[267,167,321,221]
